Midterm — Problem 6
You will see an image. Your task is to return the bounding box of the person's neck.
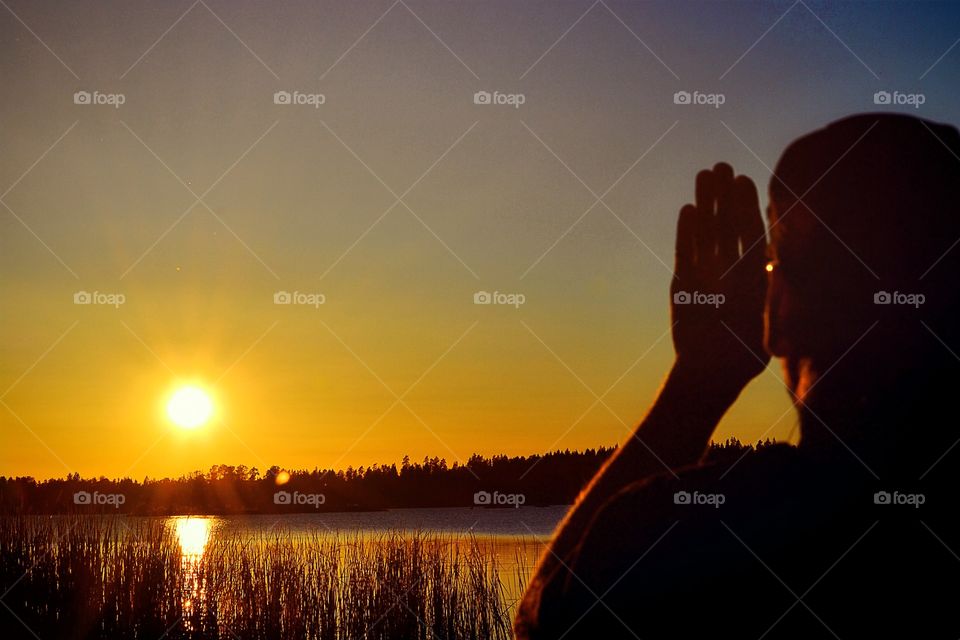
[797,375,955,480]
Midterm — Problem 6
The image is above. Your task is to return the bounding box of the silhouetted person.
[516,114,960,639]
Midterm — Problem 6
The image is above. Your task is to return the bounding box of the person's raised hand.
[670,163,769,388]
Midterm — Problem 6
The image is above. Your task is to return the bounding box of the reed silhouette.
[0,518,516,640]
[516,114,960,639]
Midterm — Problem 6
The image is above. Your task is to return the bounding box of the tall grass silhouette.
[0,516,527,639]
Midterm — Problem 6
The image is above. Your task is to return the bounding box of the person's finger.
[695,169,715,265]
[712,162,734,187]
[714,163,738,267]
[674,204,698,286]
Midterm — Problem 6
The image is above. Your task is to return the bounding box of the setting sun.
[166,386,215,429]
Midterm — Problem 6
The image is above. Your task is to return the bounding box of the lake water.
[164,505,568,606]
[186,505,568,537]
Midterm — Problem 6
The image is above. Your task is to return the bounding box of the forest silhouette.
[0,440,772,515]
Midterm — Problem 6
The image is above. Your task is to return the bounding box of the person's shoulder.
[634,443,803,495]
[594,443,817,534]
[709,442,805,486]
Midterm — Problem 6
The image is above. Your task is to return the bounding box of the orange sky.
[3,0,957,479]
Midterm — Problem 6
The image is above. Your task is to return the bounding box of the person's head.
[764,114,960,465]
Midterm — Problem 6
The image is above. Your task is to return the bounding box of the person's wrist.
[668,357,752,401]
[637,358,748,465]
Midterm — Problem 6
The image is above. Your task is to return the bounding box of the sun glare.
[166,385,214,429]
[173,516,213,559]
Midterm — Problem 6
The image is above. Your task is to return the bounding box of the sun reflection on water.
[169,517,215,627]
[173,517,212,561]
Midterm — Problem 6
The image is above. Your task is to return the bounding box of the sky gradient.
[2,0,960,479]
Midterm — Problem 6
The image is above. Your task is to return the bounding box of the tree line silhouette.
[0,439,770,515]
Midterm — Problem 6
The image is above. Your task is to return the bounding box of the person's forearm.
[534,361,745,577]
